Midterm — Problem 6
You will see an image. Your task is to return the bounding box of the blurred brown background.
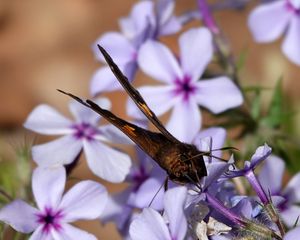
[0,0,299,239]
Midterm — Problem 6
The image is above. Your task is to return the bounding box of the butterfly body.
[59,44,208,185]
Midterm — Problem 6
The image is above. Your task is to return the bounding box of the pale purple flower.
[225,144,272,204]
[259,155,300,227]
[24,99,132,183]
[99,147,168,239]
[0,166,107,239]
[248,0,300,65]
[284,226,300,240]
[90,0,181,96]
[128,27,243,142]
[129,186,188,240]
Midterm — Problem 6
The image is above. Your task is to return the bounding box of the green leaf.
[261,77,284,128]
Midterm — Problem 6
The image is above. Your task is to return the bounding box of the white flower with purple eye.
[90,0,181,96]
[0,166,107,239]
[128,27,243,142]
[258,155,300,227]
[248,0,300,65]
[24,98,132,183]
[129,186,188,240]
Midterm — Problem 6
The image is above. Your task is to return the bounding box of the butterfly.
[59,45,210,185]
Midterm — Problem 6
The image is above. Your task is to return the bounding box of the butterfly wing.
[98,45,179,144]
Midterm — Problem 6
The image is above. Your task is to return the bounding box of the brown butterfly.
[58,45,209,185]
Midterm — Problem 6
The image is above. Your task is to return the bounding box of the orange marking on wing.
[123,125,137,137]
[139,103,153,117]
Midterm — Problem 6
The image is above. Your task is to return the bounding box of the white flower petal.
[83,140,131,183]
[98,124,133,144]
[69,97,111,124]
[166,100,201,143]
[92,32,135,64]
[122,1,155,38]
[195,77,243,114]
[284,172,300,203]
[59,180,107,222]
[24,104,73,135]
[281,205,300,227]
[29,226,53,240]
[164,187,187,240]
[138,40,183,84]
[282,16,300,65]
[248,1,291,42]
[179,27,213,80]
[32,135,83,167]
[90,67,123,96]
[129,208,171,240]
[258,155,284,194]
[127,85,177,118]
[284,226,300,240]
[52,223,97,240]
[129,178,164,210]
[0,200,38,233]
[32,166,66,210]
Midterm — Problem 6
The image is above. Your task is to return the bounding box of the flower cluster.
[1,0,300,239]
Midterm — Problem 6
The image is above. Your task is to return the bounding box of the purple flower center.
[286,0,300,14]
[173,75,197,101]
[72,122,98,141]
[36,207,64,234]
[132,165,149,191]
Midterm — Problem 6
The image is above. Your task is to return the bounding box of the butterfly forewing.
[98,45,179,144]
[59,45,208,185]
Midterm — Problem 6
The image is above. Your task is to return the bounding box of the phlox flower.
[128,27,243,142]
[24,98,131,183]
[258,155,300,227]
[248,0,300,65]
[0,166,107,240]
[129,186,188,240]
[90,0,181,95]
[284,226,300,240]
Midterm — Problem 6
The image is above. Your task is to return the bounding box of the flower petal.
[29,226,53,240]
[281,205,300,227]
[157,0,181,36]
[129,208,171,240]
[128,178,164,210]
[130,1,154,37]
[284,226,300,240]
[59,180,107,222]
[250,143,272,169]
[69,98,111,124]
[0,200,38,233]
[24,104,73,135]
[195,77,243,114]
[166,100,201,143]
[32,135,83,167]
[284,172,300,203]
[90,67,123,96]
[52,223,97,240]
[164,187,187,240]
[138,40,183,83]
[179,27,213,80]
[98,124,133,144]
[92,32,136,64]
[193,127,226,159]
[32,166,66,210]
[248,1,291,42]
[258,155,284,194]
[83,140,131,183]
[127,85,177,118]
[282,16,300,65]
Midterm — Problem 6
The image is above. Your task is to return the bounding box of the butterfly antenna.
[148,176,168,208]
